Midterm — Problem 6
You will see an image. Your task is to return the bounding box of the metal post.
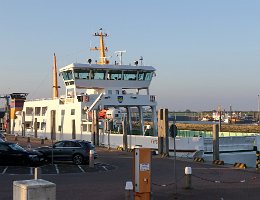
[213,124,219,160]
[125,181,133,200]
[91,111,95,145]
[41,138,44,144]
[27,137,31,150]
[257,95,260,125]
[108,130,111,150]
[173,134,177,195]
[89,149,94,168]
[219,111,221,132]
[6,97,11,135]
[51,138,54,165]
[93,110,99,146]
[22,111,25,136]
[34,118,38,138]
[34,167,40,180]
[184,167,192,189]
[126,107,132,134]
[138,106,144,135]
[122,115,128,151]
[51,110,56,140]
[151,106,157,136]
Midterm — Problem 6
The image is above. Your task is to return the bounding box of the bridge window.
[138,71,153,81]
[145,72,153,80]
[108,70,122,80]
[91,70,106,80]
[123,71,137,80]
[62,70,73,80]
[74,69,90,79]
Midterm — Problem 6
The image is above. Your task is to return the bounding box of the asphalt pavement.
[1,135,260,199]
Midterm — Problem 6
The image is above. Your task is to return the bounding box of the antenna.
[115,50,126,65]
[139,56,143,66]
[90,28,109,65]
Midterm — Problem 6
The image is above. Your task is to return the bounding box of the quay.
[1,135,260,199]
[176,122,260,133]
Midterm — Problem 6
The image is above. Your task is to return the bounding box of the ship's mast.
[52,53,59,99]
[90,28,109,65]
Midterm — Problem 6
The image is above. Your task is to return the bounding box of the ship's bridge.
[59,63,155,89]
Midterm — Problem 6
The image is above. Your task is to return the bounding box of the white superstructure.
[12,29,158,141]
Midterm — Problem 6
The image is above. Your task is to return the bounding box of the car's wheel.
[73,154,83,165]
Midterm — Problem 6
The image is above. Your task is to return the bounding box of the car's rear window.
[80,142,94,149]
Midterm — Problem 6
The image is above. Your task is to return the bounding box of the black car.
[0,142,44,166]
[0,132,6,141]
[36,140,97,165]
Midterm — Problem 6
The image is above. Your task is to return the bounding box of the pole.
[257,95,260,125]
[89,149,94,168]
[34,167,40,180]
[22,111,25,136]
[51,138,54,165]
[122,115,128,151]
[6,97,11,135]
[218,106,221,132]
[213,124,219,160]
[34,118,38,138]
[173,135,177,196]
[108,130,111,150]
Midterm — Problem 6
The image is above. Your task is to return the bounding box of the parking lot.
[2,135,260,199]
[0,162,116,175]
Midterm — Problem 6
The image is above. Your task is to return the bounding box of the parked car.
[0,142,45,166]
[36,140,97,165]
[0,132,6,141]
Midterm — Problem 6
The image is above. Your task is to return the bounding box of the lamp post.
[257,94,259,125]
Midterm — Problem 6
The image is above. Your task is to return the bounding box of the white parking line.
[78,165,85,173]
[55,164,59,174]
[2,167,8,174]
[102,166,108,171]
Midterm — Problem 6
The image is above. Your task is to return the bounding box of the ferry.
[6,29,258,155]
[10,29,160,144]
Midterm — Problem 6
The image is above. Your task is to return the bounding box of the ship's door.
[72,119,76,139]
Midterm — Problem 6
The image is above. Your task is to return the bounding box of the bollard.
[184,167,192,189]
[125,181,133,200]
[34,167,40,180]
[41,138,44,144]
[27,136,30,143]
[15,133,18,141]
[89,150,94,168]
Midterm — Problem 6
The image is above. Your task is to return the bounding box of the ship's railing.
[203,136,255,152]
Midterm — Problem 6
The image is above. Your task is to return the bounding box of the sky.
[0,0,260,111]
